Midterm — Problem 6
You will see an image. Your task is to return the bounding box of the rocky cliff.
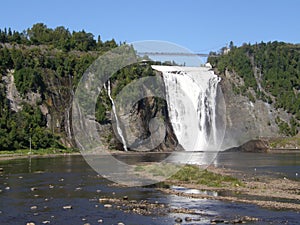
[219,70,292,149]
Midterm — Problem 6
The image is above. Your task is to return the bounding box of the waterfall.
[107,80,128,151]
[152,65,221,151]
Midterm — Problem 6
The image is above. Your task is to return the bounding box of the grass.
[133,163,180,177]
[0,148,79,156]
[133,163,243,188]
[170,165,243,187]
[269,135,300,149]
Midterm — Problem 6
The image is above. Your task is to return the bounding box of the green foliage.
[209,41,300,136]
[0,23,117,51]
[14,67,45,95]
[209,43,257,90]
[0,23,121,150]
[170,165,243,187]
[0,102,62,150]
[275,116,299,136]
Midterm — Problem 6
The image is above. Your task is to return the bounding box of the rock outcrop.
[225,139,268,152]
[219,70,291,149]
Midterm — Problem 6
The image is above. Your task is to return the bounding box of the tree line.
[208,41,300,136]
[0,23,118,52]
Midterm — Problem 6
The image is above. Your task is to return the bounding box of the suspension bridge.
[136,52,211,57]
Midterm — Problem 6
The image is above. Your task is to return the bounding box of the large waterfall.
[152,65,222,151]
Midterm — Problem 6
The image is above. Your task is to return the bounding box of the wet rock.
[232,219,243,224]
[26,223,35,225]
[63,205,72,210]
[242,216,259,221]
[170,208,196,214]
[0,168,3,172]
[211,219,225,223]
[117,223,125,225]
[123,195,128,200]
[130,200,137,204]
[30,206,37,210]
[175,217,183,223]
[104,204,112,208]
[49,185,54,189]
[83,223,90,225]
[99,198,107,203]
[185,217,192,222]
[31,187,37,191]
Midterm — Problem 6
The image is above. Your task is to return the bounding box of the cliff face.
[219,70,292,149]
[100,72,180,152]
[2,65,295,151]
[2,69,75,148]
[118,96,180,151]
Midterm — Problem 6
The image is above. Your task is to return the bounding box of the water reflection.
[171,185,218,196]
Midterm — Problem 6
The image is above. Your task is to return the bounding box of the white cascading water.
[152,65,221,151]
[107,80,128,151]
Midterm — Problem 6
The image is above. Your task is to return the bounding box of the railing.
[136,52,211,57]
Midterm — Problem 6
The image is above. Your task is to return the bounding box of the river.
[0,153,299,225]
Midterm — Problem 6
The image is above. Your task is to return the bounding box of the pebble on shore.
[175,217,183,223]
[30,187,37,191]
[63,205,72,210]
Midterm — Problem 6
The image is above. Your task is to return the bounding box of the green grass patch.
[170,165,243,187]
[0,148,79,156]
[133,163,180,177]
[269,135,300,149]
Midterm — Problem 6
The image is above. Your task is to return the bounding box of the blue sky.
[1,0,299,53]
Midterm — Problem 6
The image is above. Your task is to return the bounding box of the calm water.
[0,154,299,225]
[215,152,300,180]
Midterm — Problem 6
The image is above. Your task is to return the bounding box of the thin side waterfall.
[152,65,221,151]
[107,80,128,151]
